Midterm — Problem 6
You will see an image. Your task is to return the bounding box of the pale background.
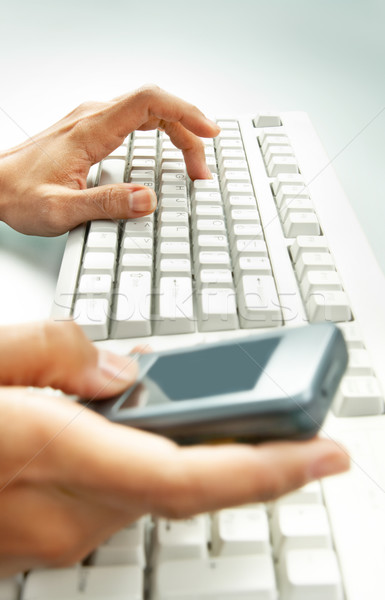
[0,0,384,323]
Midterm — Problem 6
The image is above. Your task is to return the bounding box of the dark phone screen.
[120,336,280,409]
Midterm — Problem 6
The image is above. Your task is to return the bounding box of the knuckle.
[99,186,117,218]
[72,100,103,118]
[136,83,161,100]
[41,320,87,358]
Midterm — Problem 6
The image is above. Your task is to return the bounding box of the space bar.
[321,420,385,599]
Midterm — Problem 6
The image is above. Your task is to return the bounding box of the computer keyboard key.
[290,235,330,262]
[91,519,146,567]
[278,548,343,600]
[253,114,282,127]
[132,148,157,160]
[73,298,109,340]
[224,182,254,200]
[111,271,152,338]
[98,158,126,185]
[158,225,190,242]
[347,348,373,376]
[229,208,260,224]
[196,251,231,270]
[161,150,184,162]
[78,273,112,296]
[216,138,244,152]
[306,290,352,323]
[260,135,290,155]
[333,375,384,416]
[218,148,246,165]
[197,287,238,332]
[86,163,99,188]
[160,160,186,174]
[123,236,153,253]
[234,256,272,282]
[275,184,310,207]
[159,258,191,277]
[161,172,187,183]
[152,554,277,600]
[159,184,188,199]
[212,506,270,556]
[264,146,295,166]
[283,212,321,237]
[133,137,157,148]
[272,481,323,509]
[234,239,268,257]
[338,322,365,349]
[195,219,226,235]
[226,195,257,210]
[82,251,115,276]
[152,516,209,563]
[158,241,190,260]
[279,198,314,222]
[216,120,239,130]
[222,170,251,184]
[132,158,156,171]
[295,251,335,281]
[237,275,282,328]
[271,173,306,195]
[193,205,224,219]
[198,268,234,287]
[267,155,299,177]
[124,220,154,236]
[160,197,188,211]
[193,234,228,253]
[154,277,194,335]
[217,129,242,140]
[87,231,118,251]
[120,253,153,271]
[88,220,120,233]
[271,504,332,557]
[158,211,189,226]
[0,577,20,600]
[192,178,220,195]
[23,565,143,599]
[300,270,342,300]
[231,223,264,241]
[220,158,249,171]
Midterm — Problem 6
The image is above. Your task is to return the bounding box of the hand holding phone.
[84,323,347,444]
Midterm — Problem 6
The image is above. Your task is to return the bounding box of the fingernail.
[128,188,157,213]
[98,349,138,385]
[204,166,213,179]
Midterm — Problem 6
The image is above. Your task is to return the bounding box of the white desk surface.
[0,0,384,324]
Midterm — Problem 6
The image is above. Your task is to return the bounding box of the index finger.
[110,85,220,139]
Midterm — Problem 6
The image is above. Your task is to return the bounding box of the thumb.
[62,183,157,227]
[0,321,138,398]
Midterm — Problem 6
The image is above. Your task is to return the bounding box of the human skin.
[0,86,350,575]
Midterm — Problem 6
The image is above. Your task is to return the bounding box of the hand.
[0,85,219,236]
[0,320,349,576]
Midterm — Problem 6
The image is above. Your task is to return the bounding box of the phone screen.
[119,336,280,410]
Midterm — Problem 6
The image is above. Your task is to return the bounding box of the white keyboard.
[7,112,385,598]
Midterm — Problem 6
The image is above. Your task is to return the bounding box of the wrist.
[0,151,17,225]
[0,155,6,221]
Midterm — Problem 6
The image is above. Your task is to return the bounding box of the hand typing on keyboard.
[0,320,349,577]
[0,85,217,236]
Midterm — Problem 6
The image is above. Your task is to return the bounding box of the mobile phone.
[84,323,347,444]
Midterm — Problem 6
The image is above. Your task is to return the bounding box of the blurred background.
[0,0,384,322]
